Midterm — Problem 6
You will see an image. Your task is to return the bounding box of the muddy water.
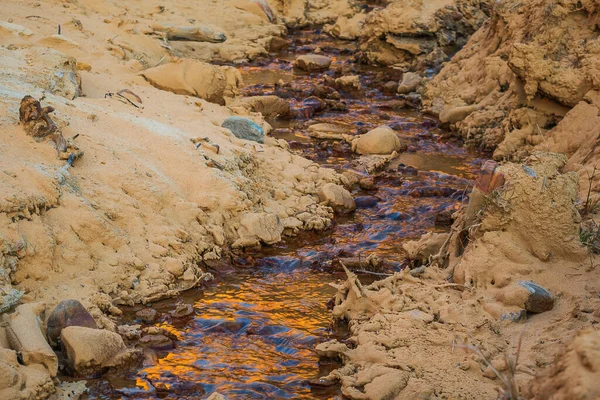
[87,30,482,399]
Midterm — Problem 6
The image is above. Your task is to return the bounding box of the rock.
[237,212,284,244]
[117,324,142,341]
[61,326,134,376]
[222,117,265,143]
[140,59,242,105]
[206,393,228,400]
[519,281,554,313]
[150,23,226,43]
[0,288,23,315]
[383,81,398,93]
[307,123,350,140]
[268,36,290,52]
[4,303,58,377]
[138,334,174,350]
[358,177,375,190]
[46,299,97,347]
[496,281,554,314]
[318,183,355,214]
[232,96,291,119]
[324,13,366,40]
[171,304,194,318]
[439,104,479,124]
[136,308,158,324]
[354,196,380,209]
[294,54,332,72]
[402,232,449,267]
[397,72,422,94]
[0,347,54,400]
[335,75,362,92]
[351,126,406,155]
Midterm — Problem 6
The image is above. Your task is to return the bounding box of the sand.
[1,0,600,399]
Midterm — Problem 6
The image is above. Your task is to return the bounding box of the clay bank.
[0,0,600,399]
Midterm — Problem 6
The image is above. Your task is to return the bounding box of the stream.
[85,27,482,400]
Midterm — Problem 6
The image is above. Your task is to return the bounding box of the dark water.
[85,29,482,400]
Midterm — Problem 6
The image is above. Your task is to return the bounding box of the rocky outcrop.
[356,0,491,71]
[422,0,600,195]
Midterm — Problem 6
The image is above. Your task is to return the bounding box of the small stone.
[397,72,422,94]
[352,126,406,155]
[519,281,554,313]
[383,81,398,93]
[294,54,332,72]
[117,324,142,341]
[222,117,264,144]
[358,177,375,190]
[136,308,158,324]
[171,304,194,319]
[318,183,355,214]
[138,334,174,350]
[46,299,97,347]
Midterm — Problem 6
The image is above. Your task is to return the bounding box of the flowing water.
[85,28,483,399]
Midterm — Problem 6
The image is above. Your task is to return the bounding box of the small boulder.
[237,212,284,244]
[61,326,135,376]
[318,183,355,214]
[4,304,58,377]
[294,54,332,72]
[397,72,422,94]
[222,117,265,143]
[352,126,406,155]
[335,75,362,93]
[46,299,97,347]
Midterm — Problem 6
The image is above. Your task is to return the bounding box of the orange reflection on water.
[140,261,338,399]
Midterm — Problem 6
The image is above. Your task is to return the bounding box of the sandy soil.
[1,0,600,399]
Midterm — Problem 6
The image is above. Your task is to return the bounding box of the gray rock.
[222,117,264,144]
[519,281,554,313]
[46,299,97,347]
